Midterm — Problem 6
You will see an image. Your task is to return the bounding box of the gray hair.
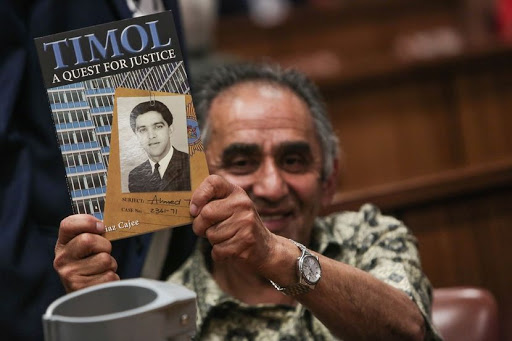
[193,62,339,181]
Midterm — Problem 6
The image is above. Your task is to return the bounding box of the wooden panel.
[328,78,462,191]
[327,158,512,212]
[216,3,459,86]
[399,188,512,341]
[455,67,512,164]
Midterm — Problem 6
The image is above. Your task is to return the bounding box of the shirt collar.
[311,216,342,255]
[148,146,174,177]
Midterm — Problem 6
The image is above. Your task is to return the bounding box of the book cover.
[34,11,208,240]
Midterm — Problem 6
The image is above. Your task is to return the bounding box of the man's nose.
[148,127,157,138]
[252,159,288,202]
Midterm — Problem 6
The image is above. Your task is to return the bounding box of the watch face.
[302,255,321,284]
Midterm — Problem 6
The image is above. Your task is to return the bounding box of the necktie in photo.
[150,162,161,190]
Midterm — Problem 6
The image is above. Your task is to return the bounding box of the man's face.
[135,111,173,162]
[206,82,334,244]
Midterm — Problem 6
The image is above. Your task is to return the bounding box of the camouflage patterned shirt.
[168,204,442,340]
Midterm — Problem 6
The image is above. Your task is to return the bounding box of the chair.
[431,287,500,341]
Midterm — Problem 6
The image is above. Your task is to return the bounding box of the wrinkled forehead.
[207,82,322,155]
[209,82,314,131]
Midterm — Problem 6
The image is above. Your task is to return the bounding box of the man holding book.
[54,63,442,340]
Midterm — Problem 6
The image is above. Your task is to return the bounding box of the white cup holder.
[43,278,196,341]
[51,285,157,317]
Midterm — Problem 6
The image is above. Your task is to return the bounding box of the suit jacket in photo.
[128,147,191,192]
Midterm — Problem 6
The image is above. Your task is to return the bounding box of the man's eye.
[280,154,308,173]
[225,157,258,175]
[137,127,147,134]
[155,124,165,129]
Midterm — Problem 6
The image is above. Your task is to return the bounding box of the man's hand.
[54,214,119,293]
[190,175,277,275]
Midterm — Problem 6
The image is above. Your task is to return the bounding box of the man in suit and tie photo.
[128,100,191,192]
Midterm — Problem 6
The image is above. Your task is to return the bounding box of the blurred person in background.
[0,1,195,340]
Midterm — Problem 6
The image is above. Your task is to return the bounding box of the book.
[34,11,208,240]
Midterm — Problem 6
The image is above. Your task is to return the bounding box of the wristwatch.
[270,239,322,296]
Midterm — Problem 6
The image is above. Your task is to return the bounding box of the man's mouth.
[259,211,294,232]
[260,213,289,222]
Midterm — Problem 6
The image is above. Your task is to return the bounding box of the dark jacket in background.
[0,1,195,340]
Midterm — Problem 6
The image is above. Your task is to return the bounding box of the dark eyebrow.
[275,141,312,155]
[136,120,166,129]
[221,141,312,162]
[221,143,261,162]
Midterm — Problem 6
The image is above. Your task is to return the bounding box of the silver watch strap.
[289,239,307,252]
[269,239,310,296]
[270,279,311,296]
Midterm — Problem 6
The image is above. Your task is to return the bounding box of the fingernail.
[190,203,198,217]
[96,221,105,233]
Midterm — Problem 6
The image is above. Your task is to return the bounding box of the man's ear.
[168,124,174,134]
[321,158,339,208]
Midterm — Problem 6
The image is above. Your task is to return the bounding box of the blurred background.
[179,0,512,339]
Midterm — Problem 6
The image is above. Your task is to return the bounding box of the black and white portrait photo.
[117,95,191,193]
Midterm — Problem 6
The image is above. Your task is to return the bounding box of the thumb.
[58,214,105,246]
